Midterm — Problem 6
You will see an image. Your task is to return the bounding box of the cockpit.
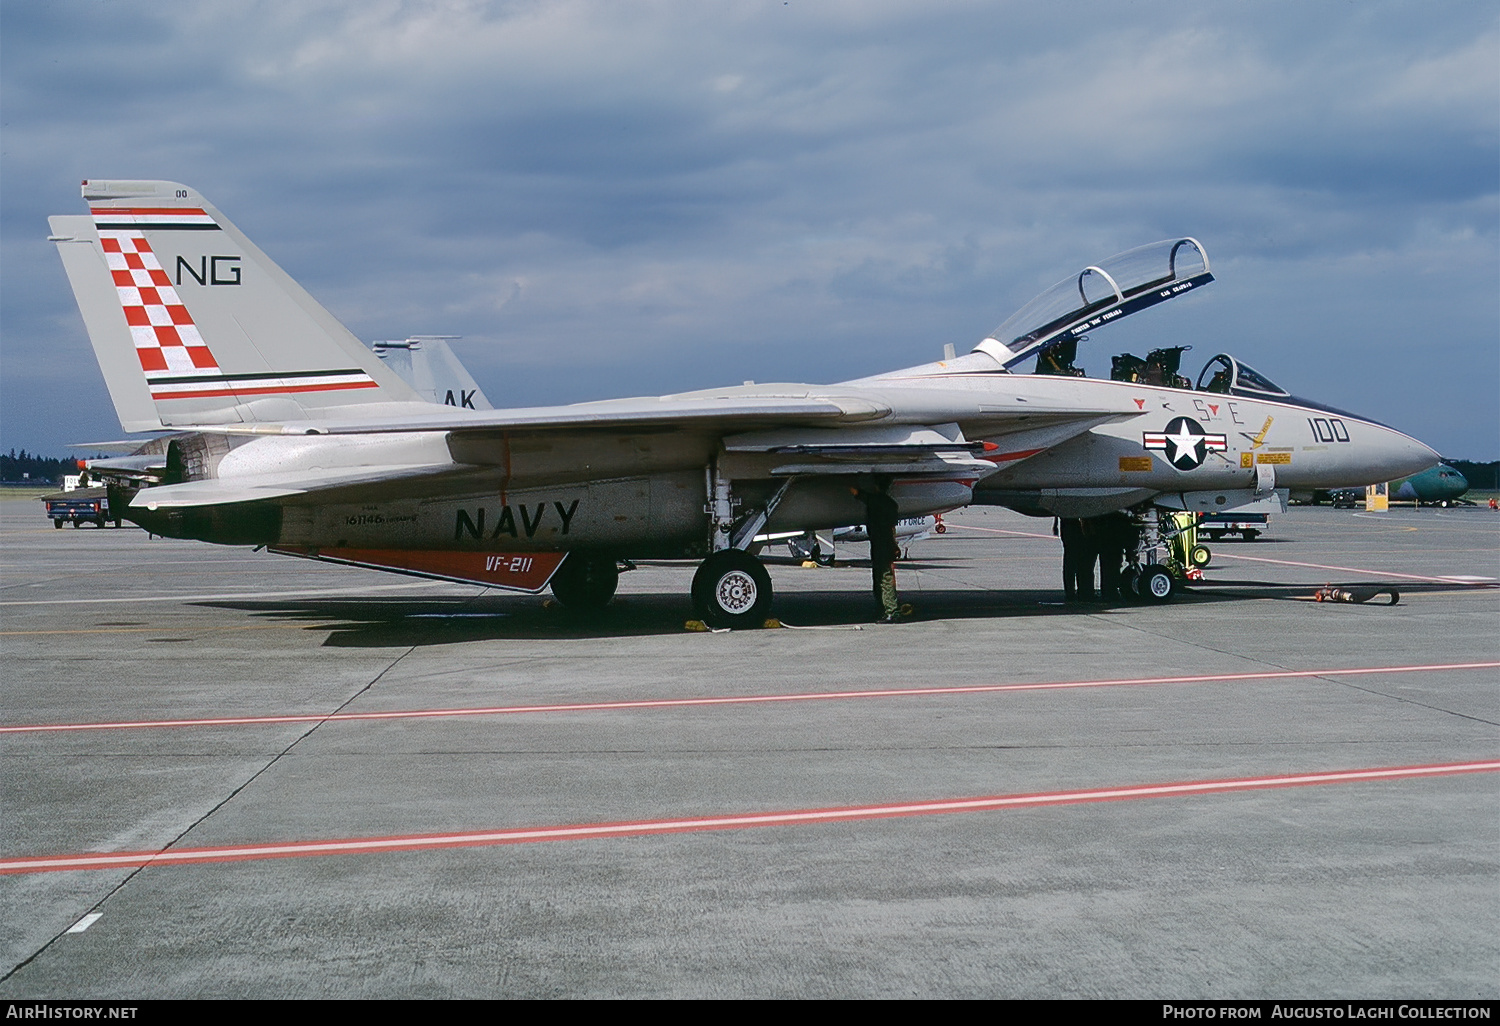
[1193,353,1289,399]
[970,238,1291,402]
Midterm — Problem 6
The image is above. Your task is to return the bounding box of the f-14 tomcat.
[50,180,1438,625]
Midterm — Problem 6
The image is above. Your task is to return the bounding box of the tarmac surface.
[1,497,1496,998]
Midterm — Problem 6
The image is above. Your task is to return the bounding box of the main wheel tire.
[692,549,773,629]
[53,519,63,529]
[549,555,619,611]
[1188,544,1212,568]
[1206,530,1224,541]
[1119,567,1141,603]
[1136,564,1176,603]
[1242,530,1260,541]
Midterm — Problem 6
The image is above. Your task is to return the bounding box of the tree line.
[1,450,82,485]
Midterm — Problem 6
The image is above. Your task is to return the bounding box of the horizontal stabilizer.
[68,440,161,453]
[128,463,464,509]
[86,454,166,482]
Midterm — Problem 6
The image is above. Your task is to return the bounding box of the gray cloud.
[3,0,1496,458]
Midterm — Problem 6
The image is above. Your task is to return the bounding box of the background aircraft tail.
[372,337,495,410]
[50,179,422,431]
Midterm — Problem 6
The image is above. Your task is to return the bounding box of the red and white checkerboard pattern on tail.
[91,207,380,403]
[98,230,223,396]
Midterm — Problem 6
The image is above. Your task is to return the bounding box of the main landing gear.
[691,549,773,629]
[684,458,792,628]
[548,555,620,612]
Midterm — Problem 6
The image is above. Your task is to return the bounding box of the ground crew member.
[1058,517,1096,601]
[1091,512,1137,600]
[856,483,903,622]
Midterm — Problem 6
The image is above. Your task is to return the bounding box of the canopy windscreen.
[983,239,1211,368]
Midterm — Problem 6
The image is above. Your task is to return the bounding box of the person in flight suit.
[1092,511,1138,601]
[855,483,903,622]
[1058,517,1096,601]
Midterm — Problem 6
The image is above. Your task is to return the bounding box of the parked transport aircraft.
[1392,464,1470,507]
[50,180,1438,624]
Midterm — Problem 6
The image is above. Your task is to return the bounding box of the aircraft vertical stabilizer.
[373,338,495,410]
[50,180,422,429]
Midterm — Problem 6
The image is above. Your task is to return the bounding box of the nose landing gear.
[1116,507,1207,603]
[1135,564,1177,602]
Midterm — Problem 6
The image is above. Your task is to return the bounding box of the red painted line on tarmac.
[941,523,1055,539]
[4,662,1496,735]
[1210,550,1498,586]
[4,760,1495,875]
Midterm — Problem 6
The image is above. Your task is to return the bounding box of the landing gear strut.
[689,457,785,627]
[1117,506,1195,603]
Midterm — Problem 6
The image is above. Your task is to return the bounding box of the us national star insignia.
[1142,417,1228,470]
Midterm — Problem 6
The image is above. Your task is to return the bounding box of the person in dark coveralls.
[855,483,904,622]
[1057,517,1096,601]
[1092,511,1138,600]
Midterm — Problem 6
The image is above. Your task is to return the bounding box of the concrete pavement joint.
[0,642,419,983]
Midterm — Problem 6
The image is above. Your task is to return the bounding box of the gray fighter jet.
[50,180,1438,624]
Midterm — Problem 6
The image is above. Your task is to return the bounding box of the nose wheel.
[692,550,773,629]
[1136,564,1177,602]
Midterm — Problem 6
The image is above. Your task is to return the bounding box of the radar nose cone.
[1380,428,1442,482]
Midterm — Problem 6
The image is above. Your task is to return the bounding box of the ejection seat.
[1035,337,1086,377]
[1110,353,1147,383]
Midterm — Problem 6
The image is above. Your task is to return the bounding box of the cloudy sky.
[2,0,1496,459]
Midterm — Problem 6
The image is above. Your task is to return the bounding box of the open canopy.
[976,238,1212,370]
